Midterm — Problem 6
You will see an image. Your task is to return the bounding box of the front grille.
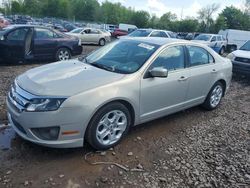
[8,81,31,112]
[11,116,27,135]
[235,57,250,64]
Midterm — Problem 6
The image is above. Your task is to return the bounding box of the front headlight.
[26,98,66,112]
[226,53,235,61]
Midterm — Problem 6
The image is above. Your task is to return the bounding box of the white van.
[119,23,137,32]
[219,29,250,51]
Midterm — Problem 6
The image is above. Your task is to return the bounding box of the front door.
[140,45,189,122]
[3,27,30,61]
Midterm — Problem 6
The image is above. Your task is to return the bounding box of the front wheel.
[202,82,224,110]
[99,38,106,46]
[86,102,131,150]
[56,48,71,61]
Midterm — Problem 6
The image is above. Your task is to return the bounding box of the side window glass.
[187,46,210,66]
[150,46,185,71]
[150,31,161,37]
[35,28,54,39]
[208,53,215,63]
[211,36,216,42]
[160,32,168,38]
[7,28,28,41]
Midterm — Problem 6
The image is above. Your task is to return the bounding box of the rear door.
[184,45,218,107]
[3,27,29,61]
[33,28,58,59]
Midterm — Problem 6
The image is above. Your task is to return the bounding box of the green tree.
[11,1,23,15]
[220,6,250,30]
[158,12,177,30]
[198,3,220,32]
[129,11,150,28]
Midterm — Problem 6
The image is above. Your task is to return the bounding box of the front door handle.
[178,76,188,81]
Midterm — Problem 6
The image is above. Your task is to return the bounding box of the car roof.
[121,37,186,46]
[5,24,52,30]
[137,28,171,32]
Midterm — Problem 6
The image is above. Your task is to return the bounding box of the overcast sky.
[98,0,245,19]
[0,0,246,19]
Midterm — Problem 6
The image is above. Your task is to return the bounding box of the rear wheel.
[99,38,106,46]
[86,102,131,150]
[56,48,71,61]
[202,82,224,110]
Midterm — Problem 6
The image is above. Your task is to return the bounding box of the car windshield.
[128,30,152,37]
[240,41,250,51]
[84,40,159,74]
[70,28,83,33]
[194,34,212,41]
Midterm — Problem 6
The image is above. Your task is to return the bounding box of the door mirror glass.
[149,67,168,78]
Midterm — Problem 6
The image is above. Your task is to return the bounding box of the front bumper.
[232,61,250,76]
[7,95,86,148]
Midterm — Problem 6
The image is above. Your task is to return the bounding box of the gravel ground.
[0,45,249,188]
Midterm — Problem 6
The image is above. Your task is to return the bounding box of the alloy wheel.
[96,110,127,146]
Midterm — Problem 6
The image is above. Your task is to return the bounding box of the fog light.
[31,127,60,141]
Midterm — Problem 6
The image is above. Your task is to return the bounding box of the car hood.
[232,50,250,59]
[16,60,125,96]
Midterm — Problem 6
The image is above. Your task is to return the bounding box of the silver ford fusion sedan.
[7,37,232,150]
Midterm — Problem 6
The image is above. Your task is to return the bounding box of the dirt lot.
[0,45,249,188]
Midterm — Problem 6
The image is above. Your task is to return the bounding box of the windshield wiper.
[91,62,115,72]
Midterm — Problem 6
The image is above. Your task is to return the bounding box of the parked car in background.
[185,33,200,40]
[112,28,128,38]
[192,34,227,55]
[127,29,174,38]
[7,37,232,149]
[0,17,10,29]
[53,24,67,32]
[219,29,250,52]
[119,23,137,32]
[102,24,118,33]
[0,25,82,63]
[227,40,250,76]
[64,24,77,32]
[66,28,111,46]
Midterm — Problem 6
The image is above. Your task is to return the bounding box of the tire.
[99,38,106,46]
[202,82,224,110]
[56,48,71,61]
[219,46,225,55]
[86,102,131,150]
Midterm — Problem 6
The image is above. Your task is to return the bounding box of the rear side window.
[150,46,185,71]
[160,32,168,38]
[217,36,222,41]
[187,46,214,67]
[35,28,54,39]
[7,28,29,41]
[150,31,162,37]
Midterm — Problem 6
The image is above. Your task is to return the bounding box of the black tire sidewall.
[86,102,131,150]
[56,48,71,61]
[99,38,105,46]
[203,82,224,110]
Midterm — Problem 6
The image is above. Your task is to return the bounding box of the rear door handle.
[178,76,188,81]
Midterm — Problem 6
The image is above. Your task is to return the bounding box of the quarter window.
[150,31,162,37]
[150,46,185,71]
[187,46,214,66]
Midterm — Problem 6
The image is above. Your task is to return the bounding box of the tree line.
[1,0,250,33]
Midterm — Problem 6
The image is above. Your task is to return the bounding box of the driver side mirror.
[211,38,216,42]
[149,67,168,78]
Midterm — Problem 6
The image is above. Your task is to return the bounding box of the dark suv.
[0,25,82,63]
